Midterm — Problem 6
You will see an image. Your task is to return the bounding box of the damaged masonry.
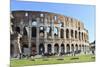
[10,11,89,58]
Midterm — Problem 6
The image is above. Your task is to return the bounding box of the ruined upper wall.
[11,11,85,30]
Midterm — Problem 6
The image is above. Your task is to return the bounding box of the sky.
[11,0,96,42]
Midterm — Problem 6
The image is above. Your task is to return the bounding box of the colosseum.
[10,11,89,58]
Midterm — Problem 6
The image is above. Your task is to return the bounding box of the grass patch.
[10,55,95,67]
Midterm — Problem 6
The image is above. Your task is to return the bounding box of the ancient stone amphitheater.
[10,11,89,57]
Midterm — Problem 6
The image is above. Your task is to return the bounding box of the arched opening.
[82,45,84,52]
[10,44,14,57]
[15,27,20,33]
[47,44,52,54]
[47,26,52,37]
[61,44,65,53]
[60,29,64,38]
[22,44,28,55]
[66,29,69,38]
[23,27,27,36]
[39,43,44,55]
[75,44,78,52]
[82,32,83,40]
[32,27,36,37]
[71,30,73,38]
[39,26,44,37]
[71,44,74,52]
[75,30,77,39]
[66,44,70,52]
[79,45,81,51]
[84,45,86,53]
[31,43,36,55]
[54,44,59,54]
[79,32,81,40]
[58,20,64,27]
[54,27,58,38]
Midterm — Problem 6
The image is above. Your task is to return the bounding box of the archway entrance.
[39,43,44,55]
[31,43,36,56]
[61,44,65,53]
[82,45,84,52]
[32,27,36,37]
[79,45,81,51]
[22,44,28,55]
[66,44,70,52]
[54,44,59,54]
[75,44,78,52]
[71,44,74,52]
[47,44,52,54]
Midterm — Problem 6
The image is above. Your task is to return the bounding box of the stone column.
[58,28,60,38]
[44,43,47,53]
[25,19,32,55]
[77,31,79,41]
[64,17,66,39]
[51,19,54,39]
[52,44,54,54]
[73,31,74,40]
[44,18,47,39]
[69,44,72,56]
[64,44,67,53]
[69,29,71,39]
[36,18,40,54]
[44,26,47,39]
[64,28,66,39]
[59,44,61,54]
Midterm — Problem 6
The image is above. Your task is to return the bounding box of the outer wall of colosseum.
[10,11,89,57]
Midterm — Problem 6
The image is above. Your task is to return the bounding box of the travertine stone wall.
[10,11,89,57]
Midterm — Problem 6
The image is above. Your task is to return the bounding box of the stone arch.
[84,45,87,53]
[32,27,36,37]
[15,26,20,33]
[75,30,77,39]
[58,20,64,27]
[39,43,44,55]
[79,32,81,40]
[39,26,44,37]
[54,43,59,54]
[82,45,84,52]
[82,32,83,40]
[71,44,74,52]
[31,43,36,55]
[47,26,52,37]
[79,44,81,51]
[47,44,52,53]
[66,44,70,52]
[61,44,65,53]
[60,29,64,38]
[75,44,78,51]
[71,30,73,38]
[66,29,69,38]
[54,27,58,37]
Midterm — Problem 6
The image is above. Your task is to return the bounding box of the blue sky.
[11,0,95,42]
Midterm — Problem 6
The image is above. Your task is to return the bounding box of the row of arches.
[60,29,88,41]
[10,43,88,57]
[38,43,86,55]
[15,26,88,41]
